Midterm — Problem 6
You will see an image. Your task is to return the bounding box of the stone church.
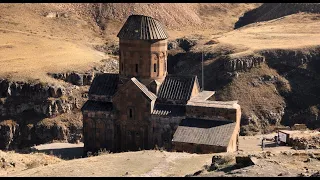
[82,14,241,154]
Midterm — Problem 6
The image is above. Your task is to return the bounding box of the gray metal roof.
[157,75,198,102]
[172,118,236,147]
[88,73,119,97]
[81,100,113,112]
[151,103,186,116]
[131,77,157,101]
[117,14,168,40]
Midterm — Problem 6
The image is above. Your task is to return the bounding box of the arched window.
[154,63,157,72]
[128,107,134,120]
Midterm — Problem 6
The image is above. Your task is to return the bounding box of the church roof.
[172,118,236,147]
[151,103,186,116]
[157,75,199,103]
[88,73,119,97]
[117,14,168,40]
[131,77,157,101]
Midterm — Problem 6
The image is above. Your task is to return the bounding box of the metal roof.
[81,100,113,112]
[88,73,119,97]
[131,77,157,101]
[117,14,168,40]
[151,103,186,116]
[157,75,198,102]
[172,118,236,147]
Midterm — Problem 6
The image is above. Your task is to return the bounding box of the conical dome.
[117,15,168,40]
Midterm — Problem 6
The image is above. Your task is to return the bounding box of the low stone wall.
[172,142,227,154]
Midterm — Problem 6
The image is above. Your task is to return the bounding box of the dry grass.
[218,63,287,120]
[5,150,212,177]
[0,4,107,84]
[0,150,63,176]
[218,13,320,54]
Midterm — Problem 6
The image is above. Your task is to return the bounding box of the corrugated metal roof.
[131,77,157,101]
[157,75,198,102]
[172,118,236,147]
[117,14,168,40]
[151,103,185,116]
[88,73,119,97]
[81,100,113,112]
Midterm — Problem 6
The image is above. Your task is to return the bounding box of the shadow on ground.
[36,146,84,160]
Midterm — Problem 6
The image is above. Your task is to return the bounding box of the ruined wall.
[119,39,167,80]
[173,142,227,154]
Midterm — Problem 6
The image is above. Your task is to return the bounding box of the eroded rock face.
[0,79,84,150]
[0,121,19,150]
[261,48,320,69]
[0,80,64,99]
[223,55,265,72]
[49,72,94,86]
[35,123,68,143]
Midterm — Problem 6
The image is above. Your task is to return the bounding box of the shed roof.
[151,103,186,116]
[88,73,119,97]
[157,75,199,103]
[117,14,168,40]
[172,118,236,147]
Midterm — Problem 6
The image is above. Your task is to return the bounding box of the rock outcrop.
[223,55,265,72]
[0,79,84,150]
[48,72,94,86]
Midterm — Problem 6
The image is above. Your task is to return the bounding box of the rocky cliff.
[0,80,85,150]
[167,36,320,135]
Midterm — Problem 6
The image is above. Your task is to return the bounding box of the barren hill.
[0,3,259,83]
[235,3,320,28]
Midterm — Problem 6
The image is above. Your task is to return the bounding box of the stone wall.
[186,103,241,122]
[82,110,114,153]
[119,39,167,79]
[150,115,184,150]
[173,142,227,154]
[112,80,155,152]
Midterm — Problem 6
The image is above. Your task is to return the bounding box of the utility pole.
[201,51,204,91]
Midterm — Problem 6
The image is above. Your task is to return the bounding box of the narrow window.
[154,63,157,72]
[129,108,133,118]
[135,64,138,73]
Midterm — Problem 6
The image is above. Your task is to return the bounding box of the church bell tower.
[117,15,168,86]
